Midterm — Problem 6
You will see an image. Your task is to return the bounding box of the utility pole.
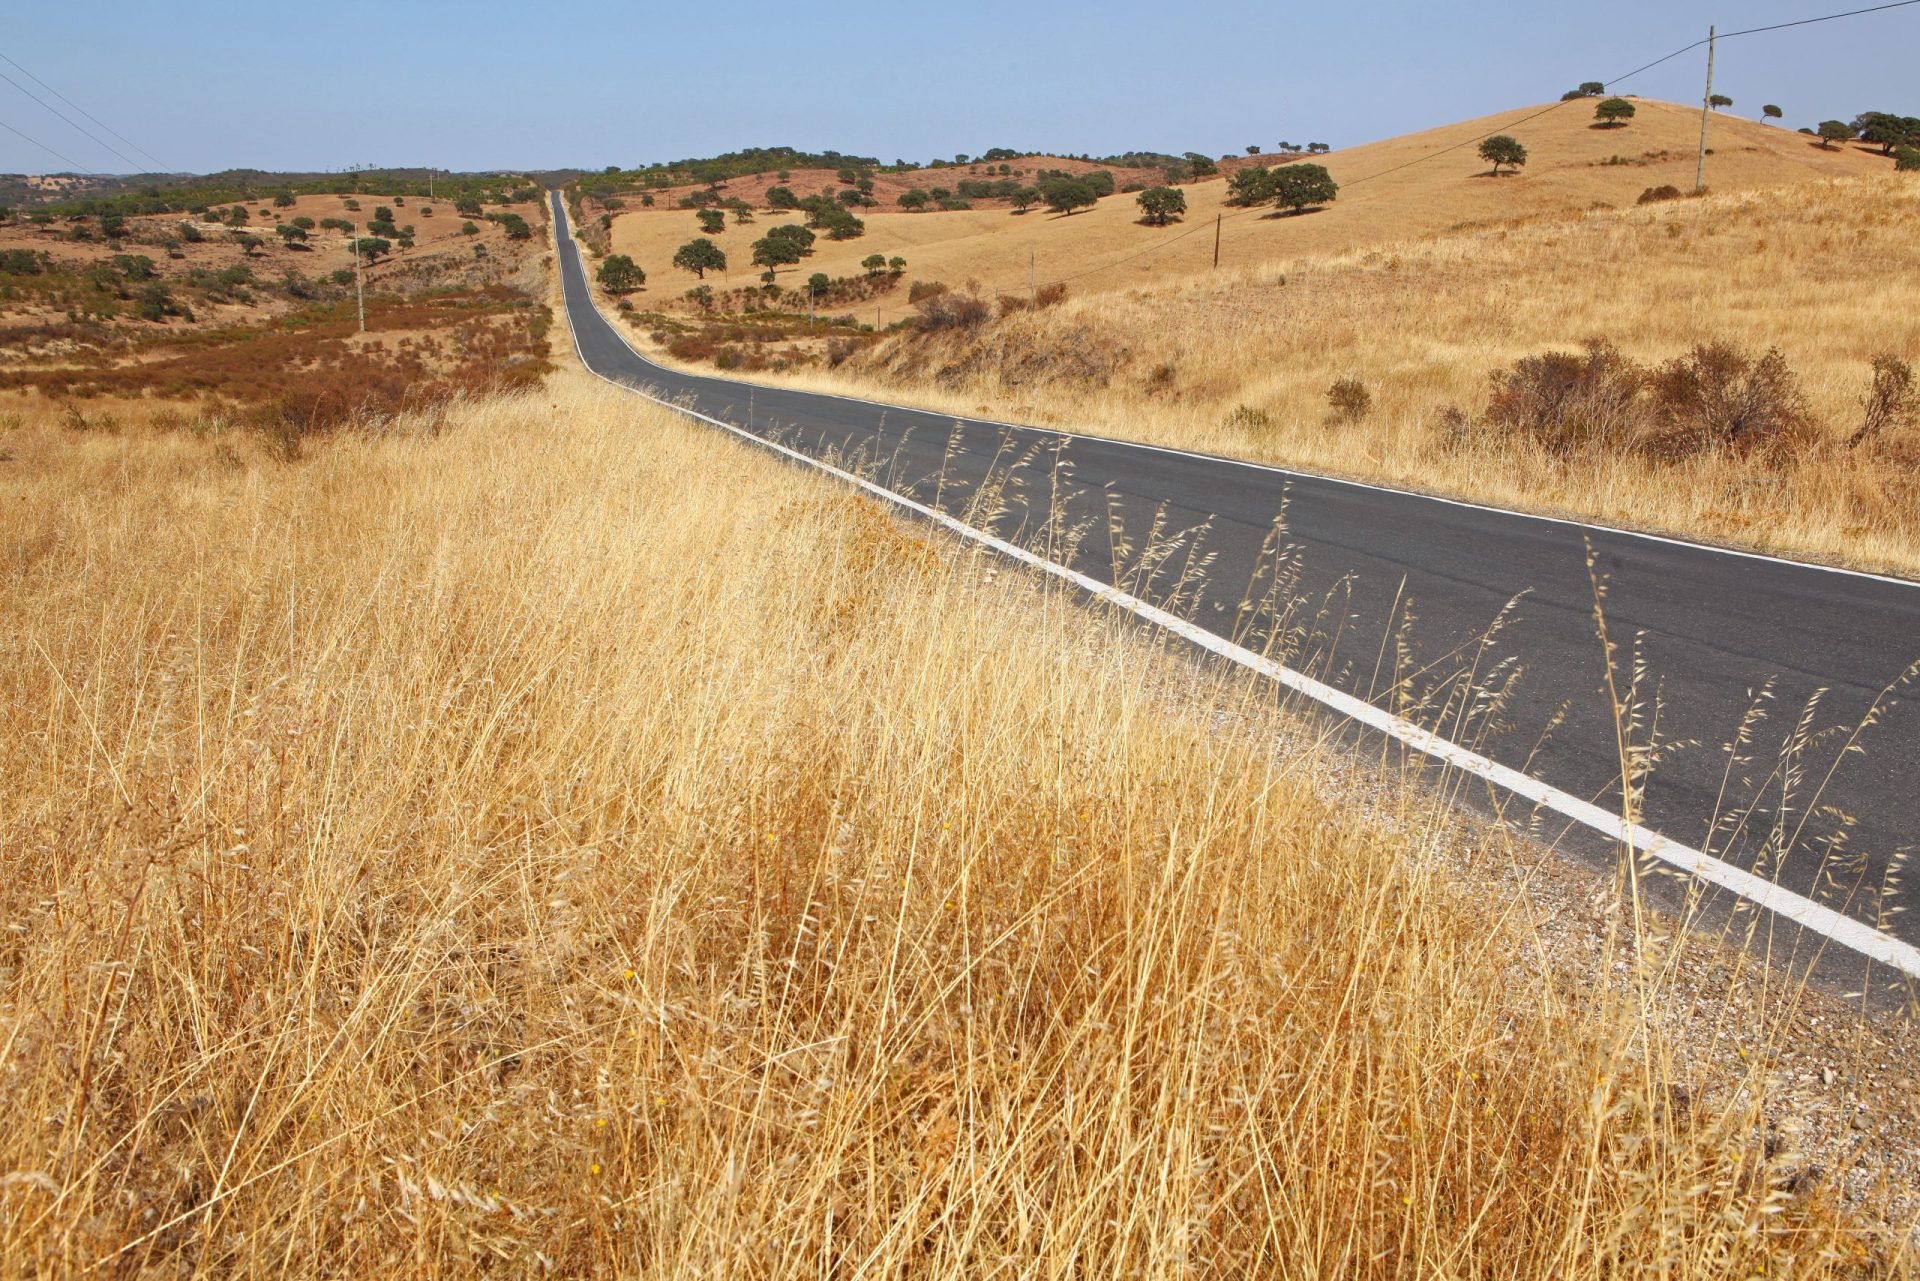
[1695,25,1716,193]
[1212,214,1222,269]
[351,222,365,333]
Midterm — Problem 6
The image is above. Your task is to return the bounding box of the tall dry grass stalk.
[0,379,1900,1274]
[746,174,1920,578]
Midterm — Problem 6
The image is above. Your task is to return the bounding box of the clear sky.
[4,0,1917,175]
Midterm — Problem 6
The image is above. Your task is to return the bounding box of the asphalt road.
[550,192,1920,982]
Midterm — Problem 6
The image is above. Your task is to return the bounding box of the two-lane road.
[551,192,1920,987]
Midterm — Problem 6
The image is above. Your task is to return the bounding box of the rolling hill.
[602,99,1894,321]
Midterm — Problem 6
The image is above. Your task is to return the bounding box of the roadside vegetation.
[0,373,1908,1273]
[707,173,1920,576]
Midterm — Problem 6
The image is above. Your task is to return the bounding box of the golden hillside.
[605,99,1891,319]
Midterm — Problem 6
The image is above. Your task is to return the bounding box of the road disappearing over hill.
[551,192,1920,993]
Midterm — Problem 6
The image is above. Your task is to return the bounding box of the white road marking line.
[552,203,1920,980]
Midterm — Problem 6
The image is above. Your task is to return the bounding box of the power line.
[0,66,146,172]
[0,114,85,171]
[0,51,169,171]
[1721,0,1920,38]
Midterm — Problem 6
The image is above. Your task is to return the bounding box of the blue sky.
[4,1,1917,175]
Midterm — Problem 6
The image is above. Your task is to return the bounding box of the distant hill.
[601,99,1895,320]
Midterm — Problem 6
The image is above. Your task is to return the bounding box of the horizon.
[4,0,1918,176]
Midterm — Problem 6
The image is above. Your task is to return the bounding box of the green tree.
[1246,145,1262,155]
[1225,167,1276,206]
[1762,104,1783,122]
[276,223,309,246]
[1853,112,1920,155]
[1816,119,1856,149]
[1897,146,1920,172]
[751,234,802,274]
[597,253,646,292]
[672,237,726,278]
[807,271,830,296]
[1708,94,1732,111]
[1306,142,1331,155]
[887,256,906,274]
[697,208,727,234]
[861,253,888,275]
[1268,163,1338,214]
[1010,187,1040,213]
[1594,97,1637,127]
[1182,152,1217,177]
[1135,186,1187,226]
[273,191,296,207]
[460,220,480,235]
[1478,135,1528,176]
[291,215,316,230]
[352,236,390,263]
[897,188,930,211]
[111,253,156,280]
[1039,178,1097,215]
[232,231,264,256]
[767,186,800,209]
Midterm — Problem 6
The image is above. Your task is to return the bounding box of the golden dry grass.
[605,99,1888,323]
[715,172,1920,577]
[0,377,1907,1274]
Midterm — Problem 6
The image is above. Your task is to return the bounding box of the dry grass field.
[0,375,1911,1274]
[603,100,1890,322]
[644,170,1920,578]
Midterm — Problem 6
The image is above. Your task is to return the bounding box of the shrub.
[1135,186,1186,226]
[460,221,480,236]
[0,248,46,275]
[1478,338,1819,462]
[915,288,989,331]
[1895,146,1920,172]
[907,280,948,304]
[1850,354,1917,448]
[897,189,930,211]
[887,256,906,275]
[1637,185,1684,204]
[1483,338,1649,456]
[112,253,157,280]
[1034,281,1067,309]
[1223,404,1273,432]
[1326,378,1372,424]
[1642,343,1817,462]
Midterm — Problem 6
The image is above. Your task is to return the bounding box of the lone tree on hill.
[1268,163,1338,215]
[672,238,726,278]
[1306,142,1331,154]
[1040,178,1098,215]
[1478,135,1528,176]
[1135,186,1187,226]
[697,208,726,234]
[1816,119,1856,148]
[861,253,888,275]
[1708,94,1733,111]
[1762,104,1783,122]
[597,253,646,293]
[1594,97,1637,127]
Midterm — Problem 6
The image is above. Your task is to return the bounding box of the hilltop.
[595,99,1893,320]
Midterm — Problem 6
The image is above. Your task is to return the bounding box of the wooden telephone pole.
[1694,25,1716,192]
[1212,214,1222,269]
